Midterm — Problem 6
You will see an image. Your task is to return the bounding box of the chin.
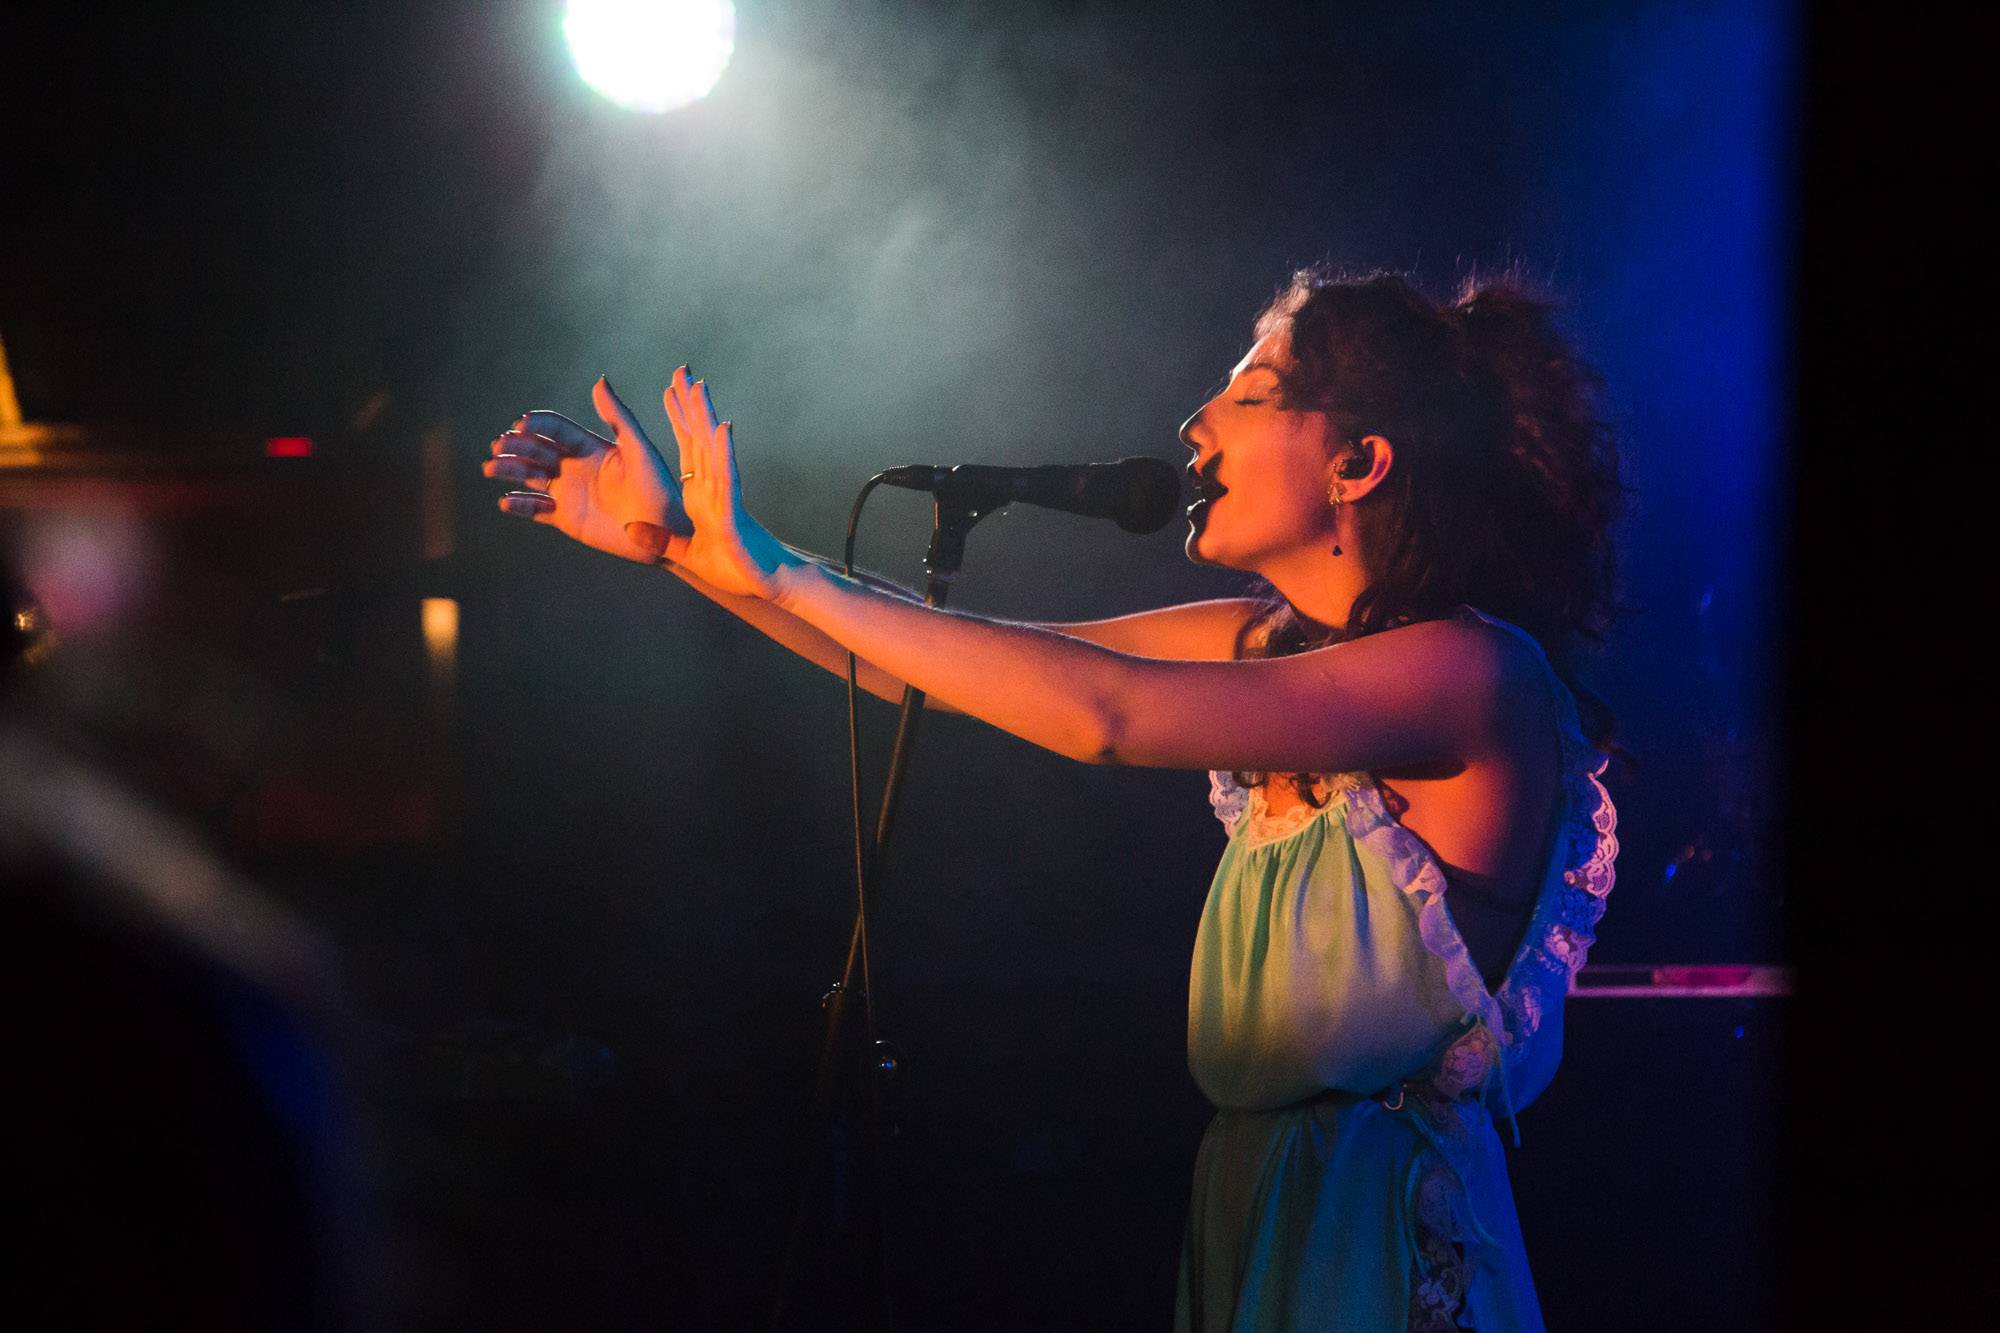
[1184,524,1219,567]
[1184,526,1242,571]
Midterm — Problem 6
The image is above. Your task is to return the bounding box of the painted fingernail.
[510,417,525,431]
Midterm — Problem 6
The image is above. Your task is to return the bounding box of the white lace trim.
[1204,769,1248,838]
[1242,791,1326,846]
[1448,615,1620,1097]
[1205,771,1368,849]
[1340,777,1512,1088]
[1493,729,1618,1046]
[1200,608,1621,1105]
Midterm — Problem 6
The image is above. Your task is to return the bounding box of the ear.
[1327,434,1395,501]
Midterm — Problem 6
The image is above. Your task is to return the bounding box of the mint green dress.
[1175,610,1619,1332]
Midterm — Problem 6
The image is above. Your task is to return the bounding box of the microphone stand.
[779,492,1001,1331]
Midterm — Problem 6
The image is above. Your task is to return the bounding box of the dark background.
[7,0,1948,1327]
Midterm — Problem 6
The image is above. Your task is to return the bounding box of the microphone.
[876,456,1181,534]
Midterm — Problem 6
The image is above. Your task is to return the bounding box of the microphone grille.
[1112,456,1182,534]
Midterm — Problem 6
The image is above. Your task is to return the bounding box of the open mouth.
[1186,464,1227,519]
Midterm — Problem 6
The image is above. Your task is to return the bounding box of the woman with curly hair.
[485,267,1624,1331]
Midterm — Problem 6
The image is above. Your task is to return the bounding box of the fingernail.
[510,416,525,431]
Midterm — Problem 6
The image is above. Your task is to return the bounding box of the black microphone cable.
[769,468,895,1332]
[837,472,888,1054]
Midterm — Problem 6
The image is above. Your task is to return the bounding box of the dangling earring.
[1327,483,1345,557]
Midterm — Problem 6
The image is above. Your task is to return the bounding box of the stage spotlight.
[562,0,736,115]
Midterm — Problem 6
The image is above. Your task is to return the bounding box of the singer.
[485,268,1623,1331]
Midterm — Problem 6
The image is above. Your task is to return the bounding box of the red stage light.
[265,436,314,457]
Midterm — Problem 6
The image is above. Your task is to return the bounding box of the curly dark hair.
[1230,266,1625,794]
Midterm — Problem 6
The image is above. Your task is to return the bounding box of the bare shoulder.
[1338,615,1555,746]
[1042,597,1265,661]
[1426,612,1560,749]
[1091,606,1552,773]
[1331,613,1517,672]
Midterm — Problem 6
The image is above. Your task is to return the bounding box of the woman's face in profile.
[1179,336,1341,573]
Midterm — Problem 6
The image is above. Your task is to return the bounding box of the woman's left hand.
[660,365,798,601]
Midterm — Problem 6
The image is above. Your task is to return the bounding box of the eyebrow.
[1210,361,1284,397]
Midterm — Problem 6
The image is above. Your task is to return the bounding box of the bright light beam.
[563,0,736,115]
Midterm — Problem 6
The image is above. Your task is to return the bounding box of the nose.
[1178,404,1206,454]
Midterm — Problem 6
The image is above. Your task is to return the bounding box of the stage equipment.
[876,457,1181,535]
[1569,963,1790,998]
[0,402,455,860]
[772,453,1181,1329]
[1508,983,1786,1329]
[563,0,736,114]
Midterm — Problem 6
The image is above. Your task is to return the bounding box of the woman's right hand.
[485,374,694,564]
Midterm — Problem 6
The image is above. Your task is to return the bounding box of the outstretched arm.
[765,558,1513,769]
[663,556,1261,714]
[663,372,1518,775]
[661,545,954,710]
[486,393,1261,711]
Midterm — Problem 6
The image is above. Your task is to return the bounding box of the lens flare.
[563,0,736,115]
